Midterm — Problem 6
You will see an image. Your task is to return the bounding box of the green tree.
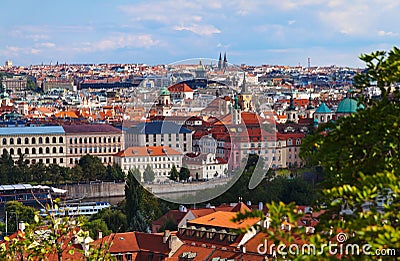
[90,208,128,234]
[4,201,36,234]
[179,166,190,182]
[125,169,148,232]
[83,218,112,240]
[105,164,125,181]
[236,47,400,260]
[143,164,155,183]
[78,154,107,181]
[169,165,179,182]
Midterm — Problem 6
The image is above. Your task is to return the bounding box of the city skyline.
[1,0,399,67]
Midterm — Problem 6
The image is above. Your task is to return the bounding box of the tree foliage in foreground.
[236,47,400,260]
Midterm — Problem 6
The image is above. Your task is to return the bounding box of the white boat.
[40,201,111,216]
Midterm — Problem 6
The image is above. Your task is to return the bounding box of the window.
[59,137,63,143]
[126,253,132,261]
[45,137,50,144]
[2,138,6,145]
[17,138,22,144]
[10,138,14,145]
[10,148,14,155]
[32,137,36,144]
[52,137,57,143]
[46,147,50,154]
[74,138,78,144]
[53,158,57,164]
[79,138,82,144]
[25,138,29,144]
[32,148,36,154]
[46,159,50,164]
[113,137,116,143]
[39,148,43,154]
[53,147,57,154]
[70,158,73,164]
[25,148,29,155]
[39,137,43,144]
[84,138,87,144]
[59,147,64,153]
[183,133,187,141]
[17,148,22,155]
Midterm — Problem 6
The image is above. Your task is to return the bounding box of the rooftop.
[0,126,65,135]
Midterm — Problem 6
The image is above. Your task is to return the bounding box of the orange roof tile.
[187,211,259,230]
[115,146,182,158]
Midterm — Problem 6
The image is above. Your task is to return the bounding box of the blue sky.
[1,0,399,67]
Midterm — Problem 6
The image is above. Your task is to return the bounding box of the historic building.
[114,146,183,182]
[124,121,192,154]
[62,124,123,167]
[0,126,67,166]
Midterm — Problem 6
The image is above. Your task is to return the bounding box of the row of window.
[68,136,121,145]
[69,157,112,165]
[2,136,63,146]
[145,133,188,142]
[69,147,121,154]
[123,156,180,163]
[31,158,64,165]
[3,147,64,156]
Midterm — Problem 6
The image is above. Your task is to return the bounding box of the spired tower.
[218,52,223,70]
[238,72,253,112]
[156,87,172,116]
[223,52,228,71]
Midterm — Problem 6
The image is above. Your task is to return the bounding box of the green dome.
[315,102,332,114]
[159,87,170,96]
[336,98,363,114]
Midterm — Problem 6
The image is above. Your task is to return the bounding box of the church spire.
[218,52,222,70]
[241,71,248,93]
[223,52,227,70]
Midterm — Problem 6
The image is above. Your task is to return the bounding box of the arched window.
[39,137,43,144]
[45,137,50,144]
[118,137,121,143]
[79,138,82,144]
[89,137,92,144]
[84,138,87,144]
[10,148,14,155]
[32,148,36,154]
[17,138,22,144]
[59,137,63,143]
[52,147,57,153]
[2,149,7,155]
[103,137,107,143]
[32,137,36,144]
[2,138,7,145]
[46,147,50,154]
[108,137,111,143]
[25,137,29,144]
[113,137,116,143]
[74,138,78,144]
[70,138,73,144]
[59,147,63,153]
[25,148,29,155]
[52,137,57,143]
[10,138,14,145]
[94,137,97,143]
[17,148,22,155]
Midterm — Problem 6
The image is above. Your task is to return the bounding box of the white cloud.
[174,24,221,36]
[75,34,160,53]
[38,42,56,48]
[288,20,296,25]
[377,31,398,37]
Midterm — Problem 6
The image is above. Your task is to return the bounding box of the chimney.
[18,221,25,232]
[258,202,263,211]
[98,230,103,239]
[240,245,246,253]
[163,230,170,244]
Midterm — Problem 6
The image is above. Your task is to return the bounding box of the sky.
[1,0,399,67]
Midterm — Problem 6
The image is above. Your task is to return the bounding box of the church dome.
[159,87,170,96]
[336,98,363,114]
[314,102,332,114]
